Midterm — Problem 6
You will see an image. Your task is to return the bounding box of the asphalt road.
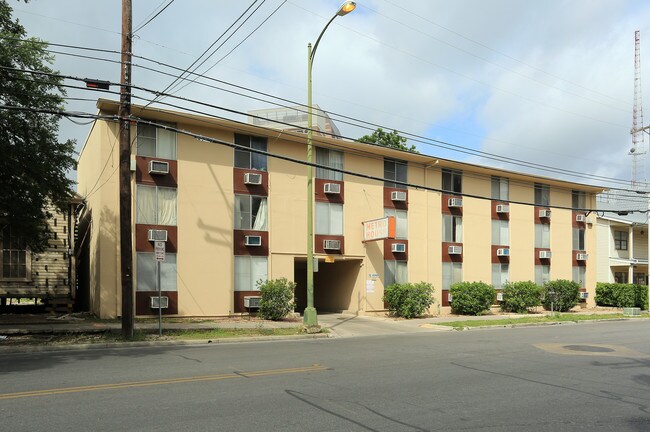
[1,321,649,431]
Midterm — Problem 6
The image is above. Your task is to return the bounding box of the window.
[572,227,585,251]
[234,256,268,291]
[572,190,586,209]
[614,272,628,283]
[492,264,509,289]
[442,262,462,290]
[136,253,177,291]
[572,266,586,288]
[234,134,267,171]
[535,265,550,286]
[614,231,628,250]
[492,220,509,246]
[384,260,407,286]
[1,225,30,280]
[535,223,550,248]
[136,185,177,225]
[442,215,462,243]
[137,122,177,159]
[384,158,407,189]
[442,169,462,194]
[491,176,509,200]
[384,208,407,239]
[634,272,646,285]
[315,202,343,235]
[234,195,267,231]
[534,183,550,206]
[316,147,343,181]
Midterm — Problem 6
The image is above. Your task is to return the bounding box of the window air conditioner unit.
[497,293,504,301]
[447,293,453,302]
[448,197,463,208]
[539,250,552,259]
[391,191,407,202]
[448,245,462,255]
[576,253,588,261]
[579,292,589,300]
[324,183,341,194]
[150,296,169,309]
[243,296,261,309]
[244,235,262,246]
[576,214,586,223]
[323,239,341,250]
[496,248,510,257]
[148,229,168,242]
[244,172,263,185]
[539,209,551,218]
[496,204,509,213]
[148,160,169,175]
[391,243,406,253]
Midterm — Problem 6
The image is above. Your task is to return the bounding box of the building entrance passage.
[294,258,361,313]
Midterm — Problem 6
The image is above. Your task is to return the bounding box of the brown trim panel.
[491,245,510,264]
[384,239,408,260]
[233,168,268,196]
[136,156,178,187]
[234,291,260,313]
[491,201,510,220]
[315,178,344,204]
[135,224,178,253]
[534,206,551,224]
[383,187,408,210]
[136,291,178,315]
[441,194,463,216]
[315,235,345,255]
[534,247,552,265]
[442,242,463,262]
[233,230,269,256]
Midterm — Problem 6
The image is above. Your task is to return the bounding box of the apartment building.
[596,213,648,285]
[77,99,603,318]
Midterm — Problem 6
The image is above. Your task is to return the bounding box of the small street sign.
[154,241,166,262]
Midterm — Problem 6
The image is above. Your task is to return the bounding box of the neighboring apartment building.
[0,199,82,310]
[596,213,648,285]
[77,99,603,318]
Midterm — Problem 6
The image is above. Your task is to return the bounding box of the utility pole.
[119,0,134,339]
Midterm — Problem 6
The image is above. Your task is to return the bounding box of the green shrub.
[450,282,495,315]
[500,281,542,313]
[596,283,649,309]
[541,279,579,312]
[383,282,435,318]
[257,278,295,321]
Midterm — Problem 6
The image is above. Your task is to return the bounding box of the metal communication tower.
[631,30,646,189]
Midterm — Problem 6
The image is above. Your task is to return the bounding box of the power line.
[133,0,176,34]
[2,63,639,190]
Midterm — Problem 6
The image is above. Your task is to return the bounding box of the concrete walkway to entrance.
[318,313,454,337]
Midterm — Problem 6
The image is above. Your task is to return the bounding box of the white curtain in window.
[160,254,177,291]
[252,198,268,231]
[251,257,268,290]
[136,124,156,157]
[136,253,156,291]
[234,257,251,292]
[157,128,177,160]
[395,261,408,284]
[315,202,329,235]
[330,204,343,235]
[158,187,177,226]
[136,185,156,224]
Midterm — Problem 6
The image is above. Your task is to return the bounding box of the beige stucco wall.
[509,181,535,282]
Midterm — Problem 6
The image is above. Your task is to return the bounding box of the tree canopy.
[0,0,75,252]
[357,128,417,153]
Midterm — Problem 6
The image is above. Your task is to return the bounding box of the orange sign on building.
[362,216,396,242]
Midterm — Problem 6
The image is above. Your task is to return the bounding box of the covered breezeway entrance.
[294,257,362,313]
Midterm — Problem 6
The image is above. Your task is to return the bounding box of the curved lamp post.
[304,1,356,327]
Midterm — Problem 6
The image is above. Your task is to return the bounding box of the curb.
[444,317,649,331]
[0,333,331,354]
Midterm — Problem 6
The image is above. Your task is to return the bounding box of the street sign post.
[154,241,165,336]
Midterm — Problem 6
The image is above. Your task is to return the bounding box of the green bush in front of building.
[450,282,495,315]
[257,278,296,321]
[500,281,542,313]
[383,282,435,318]
[541,279,580,312]
[595,283,648,309]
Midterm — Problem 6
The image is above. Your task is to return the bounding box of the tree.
[357,127,417,152]
[0,0,75,252]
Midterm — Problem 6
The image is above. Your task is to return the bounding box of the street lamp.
[304,1,356,327]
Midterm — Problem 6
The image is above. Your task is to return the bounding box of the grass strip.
[438,313,649,329]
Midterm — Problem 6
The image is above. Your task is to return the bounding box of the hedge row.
[595,283,648,309]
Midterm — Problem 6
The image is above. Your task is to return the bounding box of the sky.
[9,0,650,195]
